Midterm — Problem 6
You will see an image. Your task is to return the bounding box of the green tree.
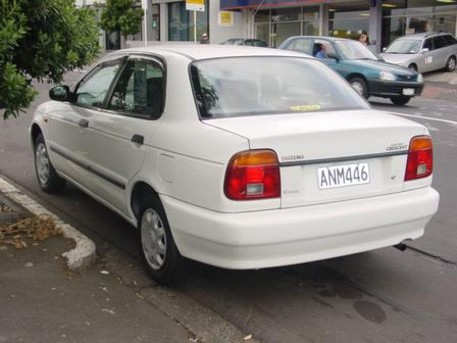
[100,0,143,42]
[0,0,100,120]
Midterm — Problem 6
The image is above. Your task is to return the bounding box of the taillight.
[404,136,433,181]
[224,150,280,200]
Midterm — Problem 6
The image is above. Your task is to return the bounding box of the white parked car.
[380,32,457,73]
[30,45,439,284]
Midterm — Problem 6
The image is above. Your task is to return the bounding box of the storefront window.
[328,2,370,40]
[382,1,456,48]
[168,2,209,42]
[254,6,318,47]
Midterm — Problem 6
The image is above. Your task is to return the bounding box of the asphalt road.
[1,76,456,342]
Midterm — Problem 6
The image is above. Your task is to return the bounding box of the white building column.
[369,1,382,53]
[160,2,168,42]
[319,4,329,36]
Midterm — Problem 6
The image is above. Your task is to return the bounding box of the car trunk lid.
[204,109,428,208]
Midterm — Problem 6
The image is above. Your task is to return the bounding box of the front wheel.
[139,195,183,285]
[34,133,66,193]
[348,77,369,99]
[390,96,411,106]
[445,56,456,72]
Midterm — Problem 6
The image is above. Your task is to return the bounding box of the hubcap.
[35,142,50,185]
[351,82,364,96]
[141,208,167,270]
[448,58,456,71]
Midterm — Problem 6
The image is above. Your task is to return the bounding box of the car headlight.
[379,71,397,81]
[417,73,424,82]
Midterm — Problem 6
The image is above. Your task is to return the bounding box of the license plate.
[403,88,414,96]
[318,163,370,190]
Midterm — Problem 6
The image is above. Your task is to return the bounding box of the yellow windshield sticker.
[290,105,321,112]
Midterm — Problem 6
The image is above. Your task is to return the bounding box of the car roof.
[100,44,307,61]
[396,32,453,40]
[285,36,352,43]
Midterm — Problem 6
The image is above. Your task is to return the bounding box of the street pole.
[142,0,148,47]
[194,11,197,43]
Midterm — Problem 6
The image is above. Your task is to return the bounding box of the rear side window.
[107,58,164,119]
[443,34,457,46]
[191,56,369,119]
[284,39,313,54]
[432,36,447,50]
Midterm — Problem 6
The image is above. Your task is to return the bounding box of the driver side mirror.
[326,52,339,61]
[382,47,387,52]
[49,85,71,102]
[421,48,430,53]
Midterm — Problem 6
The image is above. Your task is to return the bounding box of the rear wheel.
[139,195,183,285]
[34,134,66,193]
[348,77,368,99]
[445,56,456,72]
[390,96,411,106]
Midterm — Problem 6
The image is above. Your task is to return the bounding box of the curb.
[0,176,96,271]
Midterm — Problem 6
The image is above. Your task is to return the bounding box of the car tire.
[390,96,411,106]
[139,194,184,285]
[34,133,66,193]
[445,56,456,72]
[348,77,369,99]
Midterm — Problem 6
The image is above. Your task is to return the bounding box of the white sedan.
[30,45,439,284]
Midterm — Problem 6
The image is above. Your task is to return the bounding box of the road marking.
[390,112,457,126]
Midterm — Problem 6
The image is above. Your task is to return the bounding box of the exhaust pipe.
[394,243,407,251]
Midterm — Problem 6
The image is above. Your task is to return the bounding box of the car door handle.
[131,134,144,145]
[78,119,89,128]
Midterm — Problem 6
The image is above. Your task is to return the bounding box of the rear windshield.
[385,39,421,54]
[191,56,369,119]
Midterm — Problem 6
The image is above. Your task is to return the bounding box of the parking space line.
[390,112,457,126]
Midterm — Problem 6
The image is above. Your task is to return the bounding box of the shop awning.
[220,0,324,11]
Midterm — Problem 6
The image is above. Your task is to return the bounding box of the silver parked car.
[380,32,457,73]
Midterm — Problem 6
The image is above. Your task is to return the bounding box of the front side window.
[423,38,433,51]
[75,61,121,107]
[191,57,369,119]
[334,40,378,60]
[107,58,164,118]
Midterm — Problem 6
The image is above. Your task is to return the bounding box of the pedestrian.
[359,33,369,45]
[314,43,327,58]
[200,33,209,44]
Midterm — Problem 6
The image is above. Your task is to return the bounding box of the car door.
[315,39,340,71]
[48,58,124,188]
[432,36,448,70]
[83,55,166,217]
[420,37,436,72]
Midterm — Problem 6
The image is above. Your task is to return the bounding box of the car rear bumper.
[162,187,439,270]
[369,80,424,98]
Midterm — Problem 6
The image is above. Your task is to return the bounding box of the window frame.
[72,57,126,109]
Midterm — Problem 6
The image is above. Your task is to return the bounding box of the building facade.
[77,0,457,53]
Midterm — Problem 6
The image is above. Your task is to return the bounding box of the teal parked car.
[279,36,424,105]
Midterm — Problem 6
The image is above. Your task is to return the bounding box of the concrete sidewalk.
[420,70,457,102]
[0,178,193,343]
[0,176,257,343]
